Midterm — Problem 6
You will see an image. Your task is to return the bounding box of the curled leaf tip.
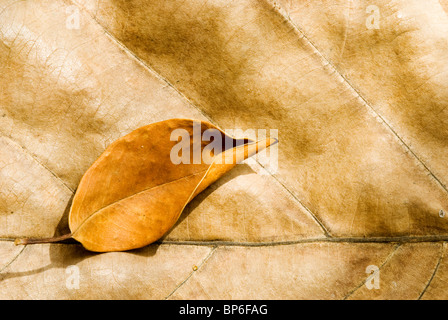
[270,138,279,146]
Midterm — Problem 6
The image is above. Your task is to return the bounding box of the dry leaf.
[16,119,276,252]
[1,0,448,299]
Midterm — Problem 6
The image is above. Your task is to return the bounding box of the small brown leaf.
[16,119,276,252]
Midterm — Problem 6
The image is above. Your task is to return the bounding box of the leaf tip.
[270,137,279,146]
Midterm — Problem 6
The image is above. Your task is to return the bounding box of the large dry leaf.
[1,0,448,299]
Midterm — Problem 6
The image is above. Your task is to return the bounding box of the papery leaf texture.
[1,0,448,299]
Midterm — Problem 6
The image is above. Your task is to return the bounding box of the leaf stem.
[14,233,73,246]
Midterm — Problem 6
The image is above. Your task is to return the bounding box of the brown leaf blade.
[2,0,448,300]
[68,119,276,252]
